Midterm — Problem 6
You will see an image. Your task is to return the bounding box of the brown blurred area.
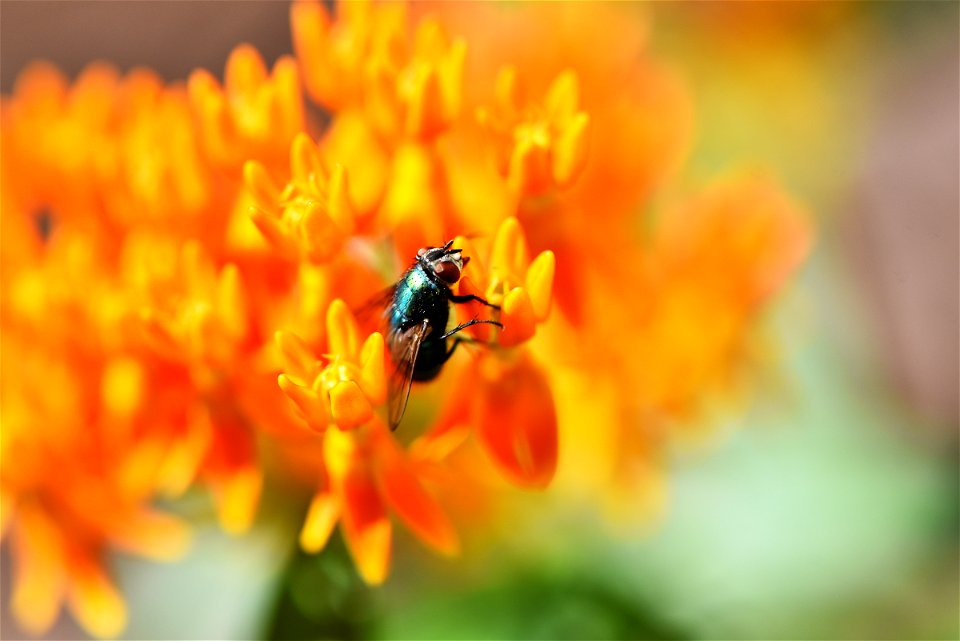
[848,38,959,429]
[0,1,292,90]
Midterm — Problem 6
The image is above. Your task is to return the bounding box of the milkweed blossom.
[0,1,811,637]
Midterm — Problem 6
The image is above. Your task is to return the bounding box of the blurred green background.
[1,2,956,639]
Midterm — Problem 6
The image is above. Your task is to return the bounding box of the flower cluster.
[0,1,811,637]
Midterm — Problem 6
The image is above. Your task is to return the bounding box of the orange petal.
[243,160,281,210]
[300,490,341,553]
[525,250,556,321]
[359,331,387,405]
[225,43,268,97]
[329,380,374,430]
[11,505,67,636]
[371,428,459,555]
[291,0,333,106]
[110,510,191,562]
[278,374,329,430]
[157,405,212,497]
[494,65,524,115]
[499,287,537,348]
[405,66,445,139]
[298,199,343,263]
[507,136,551,195]
[66,554,127,639]
[335,447,392,585]
[215,466,263,535]
[476,355,557,488]
[326,299,360,358]
[275,329,318,383]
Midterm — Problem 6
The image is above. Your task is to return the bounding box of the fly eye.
[434,260,461,284]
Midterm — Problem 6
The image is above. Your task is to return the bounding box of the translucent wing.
[387,318,430,430]
[352,285,397,331]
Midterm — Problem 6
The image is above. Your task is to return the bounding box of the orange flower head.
[277,299,386,432]
[455,217,555,347]
[244,133,359,263]
[135,239,251,373]
[188,44,303,170]
[293,0,465,141]
[478,67,591,197]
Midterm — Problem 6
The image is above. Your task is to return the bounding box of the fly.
[385,240,502,430]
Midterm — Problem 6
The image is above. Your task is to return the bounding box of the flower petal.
[476,355,557,488]
[66,553,127,640]
[326,299,360,359]
[329,380,374,431]
[300,490,341,553]
[525,250,556,321]
[499,287,537,348]
[214,466,262,535]
[327,432,392,585]
[370,426,459,556]
[359,331,387,405]
[11,505,67,636]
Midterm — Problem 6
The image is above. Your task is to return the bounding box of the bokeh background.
[1,2,956,640]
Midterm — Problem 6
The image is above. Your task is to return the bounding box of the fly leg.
[438,318,503,341]
[448,292,500,310]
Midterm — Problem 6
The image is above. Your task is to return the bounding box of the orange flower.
[454,217,555,347]
[478,67,591,197]
[277,299,386,432]
[188,43,304,171]
[293,0,465,141]
[244,133,360,263]
[300,419,459,584]
[0,1,815,636]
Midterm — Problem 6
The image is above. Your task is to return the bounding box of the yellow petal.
[272,55,304,136]
[66,557,127,640]
[215,467,262,535]
[359,332,386,405]
[552,111,591,188]
[326,299,360,358]
[491,217,530,279]
[300,491,340,553]
[326,164,356,233]
[544,69,580,122]
[110,511,191,562]
[216,263,248,340]
[243,160,280,210]
[525,250,556,321]
[290,131,324,187]
[11,506,66,636]
[225,43,268,97]
[157,405,212,497]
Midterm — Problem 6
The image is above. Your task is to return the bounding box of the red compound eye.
[434,260,461,284]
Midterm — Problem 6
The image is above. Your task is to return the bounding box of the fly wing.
[388,318,430,430]
[352,285,397,331]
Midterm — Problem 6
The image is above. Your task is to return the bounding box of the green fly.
[385,240,502,429]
